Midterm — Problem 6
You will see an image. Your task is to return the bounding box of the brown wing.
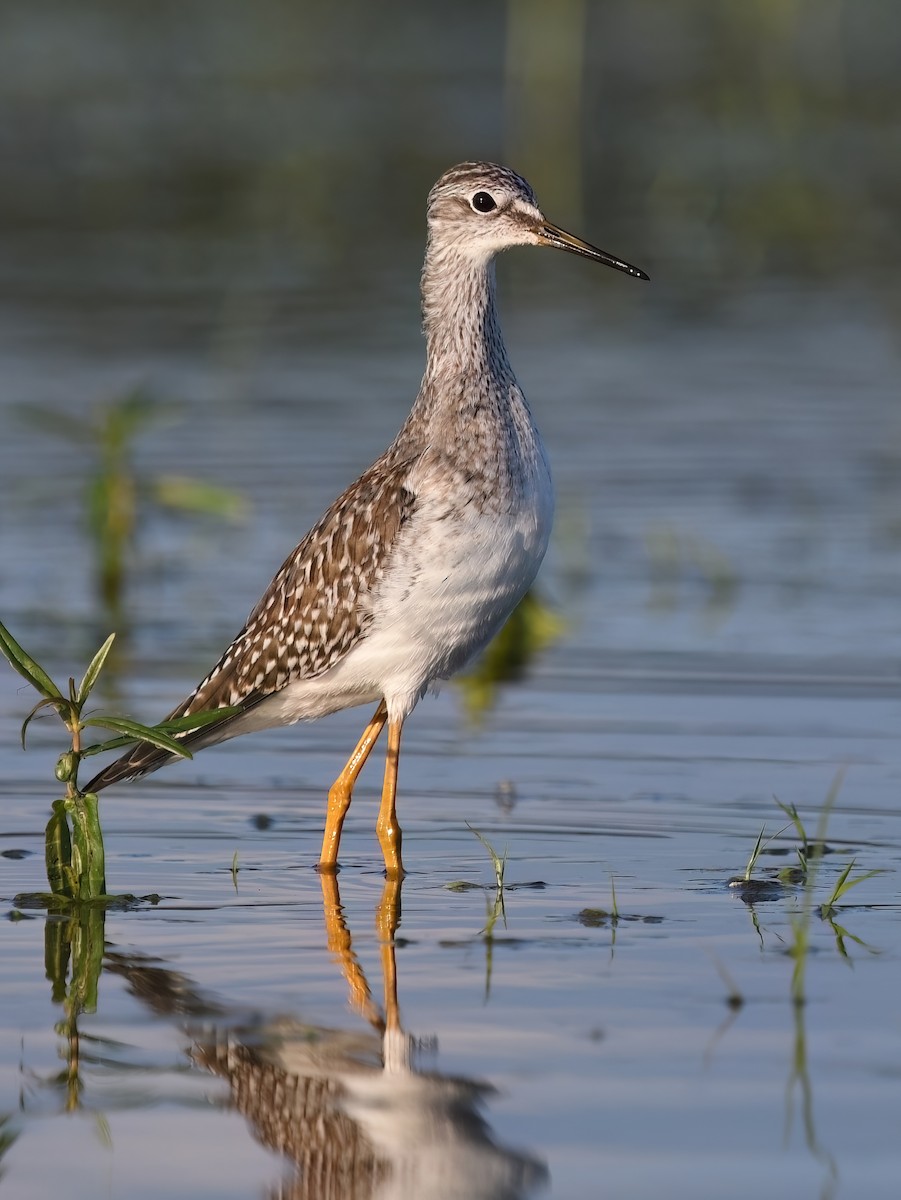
[85,457,417,791]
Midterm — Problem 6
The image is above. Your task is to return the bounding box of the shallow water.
[2,4,901,1196]
[2,283,900,1199]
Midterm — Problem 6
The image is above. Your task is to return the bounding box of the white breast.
[265,435,553,729]
[364,430,554,710]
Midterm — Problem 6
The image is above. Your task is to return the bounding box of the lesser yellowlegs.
[85,162,648,877]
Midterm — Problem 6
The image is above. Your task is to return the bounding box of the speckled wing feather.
[85,457,417,791]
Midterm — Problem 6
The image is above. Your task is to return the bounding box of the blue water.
[2,4,901,1196]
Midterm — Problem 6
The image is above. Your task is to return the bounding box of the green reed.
[0,618,234,901]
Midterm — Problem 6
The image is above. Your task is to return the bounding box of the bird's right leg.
[376,718,405,880]
[318,701,387,872]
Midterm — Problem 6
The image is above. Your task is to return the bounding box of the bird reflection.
[108,874,547,1200]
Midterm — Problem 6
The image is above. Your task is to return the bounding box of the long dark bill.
[538,221,649,281]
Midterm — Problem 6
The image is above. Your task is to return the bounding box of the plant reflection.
[38,905,107,1113]
[0,1113,19,1180]
[104,875,548,1200]
[456,590,564,723]
[784,998,838,1200]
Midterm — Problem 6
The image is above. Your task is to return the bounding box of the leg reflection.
[376,875,402,1035]
[319,871,384,1032]
[320,871,406,1046]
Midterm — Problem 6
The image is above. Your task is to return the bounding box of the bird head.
[426,161,648,280]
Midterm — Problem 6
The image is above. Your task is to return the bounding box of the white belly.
[366,490,552,713]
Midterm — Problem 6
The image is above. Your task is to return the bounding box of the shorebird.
[85,162,647,877]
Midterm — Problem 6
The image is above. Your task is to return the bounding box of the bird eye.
[471,191,497,213]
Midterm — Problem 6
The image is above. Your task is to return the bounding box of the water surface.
[2,5,901,1197]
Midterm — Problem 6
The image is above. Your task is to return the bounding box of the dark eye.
[471,191,497,213]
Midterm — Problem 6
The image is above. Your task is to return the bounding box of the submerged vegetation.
[725,772,884,1006]
[0,619,233,902]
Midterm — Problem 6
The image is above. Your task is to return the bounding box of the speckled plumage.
[85,163,647,869]
[176,459,417,711]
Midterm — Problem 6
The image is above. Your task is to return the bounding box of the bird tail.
[83,740,182,793]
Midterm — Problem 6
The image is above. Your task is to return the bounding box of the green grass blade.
[80,708,238,758]
[0,619,63,699]
[20,696,69,747]
[467,823,506,889]
[15,402,94,444]
[80,734,137,758]
[827,859,855,903]
[744,825,766,880]
[743,821,794,881]
[83,715,194,758]
[812,767,846,848]
[835,868,883,894]
[77,633,116,703]
[154,475,247,521]
[155,706,240,734]
[774,797,807,845]
[823,860,884,911]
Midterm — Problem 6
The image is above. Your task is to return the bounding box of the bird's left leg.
[318,701,387,872]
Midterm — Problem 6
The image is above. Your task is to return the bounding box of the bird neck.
[386,243,543,492]
[419,248,515,392]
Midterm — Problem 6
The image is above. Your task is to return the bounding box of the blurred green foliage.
[18,390,245,619]
[0,0,896,295]
[645,524,739,627]
[457,590,564,721]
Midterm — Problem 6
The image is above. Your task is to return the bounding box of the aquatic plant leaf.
[104,387,163,440]
[0,619,63,700]
[20,696,70,748]
[743,825,766,880]
[77,633,116,703]
[467,823,507,889]
[69,792,107,903]
[774,797,808,846]
[45,799,74,900]
[66,890,107,1012]
[15,402,94,444]
[80,735,139,758]
[83,716,193,758]
[153,475,247,521]
[79,707,239,758]
[154,706,240,734]
[43,891,74,1001]
[820,860,885,915]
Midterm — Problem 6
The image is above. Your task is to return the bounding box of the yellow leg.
[376,718,405,879]
[318,701,387,872]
